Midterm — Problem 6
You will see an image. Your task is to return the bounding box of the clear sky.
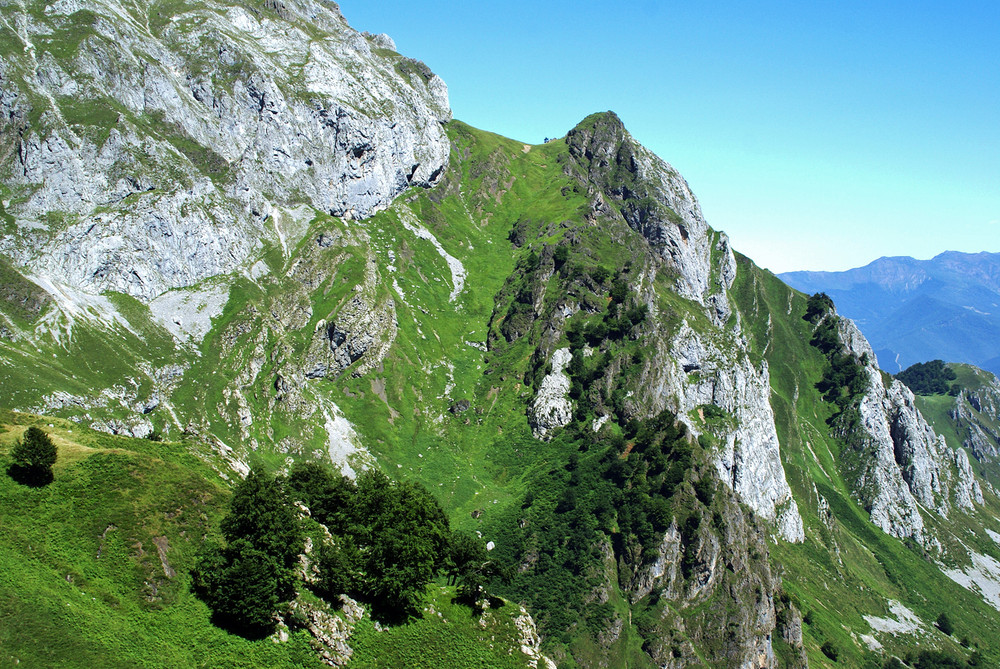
[336,1,1000,273]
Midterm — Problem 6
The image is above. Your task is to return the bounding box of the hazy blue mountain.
[781,251,1000,374]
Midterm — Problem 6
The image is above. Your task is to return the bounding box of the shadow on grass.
[369,601,420,627]
[207,610,275,641]
[452,594,506,618]
[7,464,53,487]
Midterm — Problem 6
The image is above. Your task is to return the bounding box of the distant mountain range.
[781,251,1000,375]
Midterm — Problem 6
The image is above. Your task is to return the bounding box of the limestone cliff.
[556,113,803,543]
[833,317,983,546]
[0,0,450,301]
[948,366,1000,471]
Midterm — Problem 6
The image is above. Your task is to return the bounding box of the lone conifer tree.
[9,426,57,486]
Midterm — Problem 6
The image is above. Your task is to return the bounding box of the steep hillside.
[731,267,1000,668]
[2,1,1000,668]
[780,252,1000,375]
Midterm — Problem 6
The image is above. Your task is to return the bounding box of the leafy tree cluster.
[896,360,958,396]
[901,649,978,668]
[8,425,57,486]
[289,464,496,617]
[486,411,714,642]
[193,468,302,637]
[563,276,647,347]
[194,465,489,636]
[936,610,955,635]
[804,292,834,323]
[558,275,647,418]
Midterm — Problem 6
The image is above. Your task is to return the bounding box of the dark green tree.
[447,531,505,607]
[316,539,358,601]
[287,461,357,535]
[913,649,965,668]
[935,610,955,635]
[804,292,835,323]
[896,360,958,396]
[194,467,303,636]
[553,245,570,269]
[193,539,291,637]
[354,470,450,618]
[221,467,303,568]
[8,426,57,486]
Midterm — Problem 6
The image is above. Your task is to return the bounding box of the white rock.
[0,0,452,303]
[529,348,574,440]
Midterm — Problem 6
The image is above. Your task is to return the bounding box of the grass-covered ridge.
[0,20,999,659]
[4,111,1000,666]
[4,111,1000,667]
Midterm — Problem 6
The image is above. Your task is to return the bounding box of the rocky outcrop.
[953,447,985,508]
[639,321,804,543]
[300,234,397,380]
[287,595,365,666]
[558,113,802,543]
[0,0,451,301]
[565,112,736,325]
[514,607,557,669]
[835,318,982,545]
[630,482,782,669]
[838,318,928,543]
[304,295,397,380]
[528,347,574,439]
[887,380,951,513]
[949,369,1000,465]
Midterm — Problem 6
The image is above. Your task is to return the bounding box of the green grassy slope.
[0,410,535,668]
[0,410,326,668]
[3,113,1000,667]
[914,363,1000,487]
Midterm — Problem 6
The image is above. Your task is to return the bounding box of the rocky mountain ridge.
[1,2,999,667]
[0,0,450,302]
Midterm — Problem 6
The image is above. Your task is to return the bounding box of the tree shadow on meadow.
[7,463,53,487]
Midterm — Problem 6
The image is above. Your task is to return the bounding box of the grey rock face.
[561,113,801,542]
[836,318,982,544]
[300,236,397,380]
[953,447,985,508]
[642,321,804,543]
[304,294,397,379]
[565,113,736,325]
[963,420,1000,461]
[629,521,683,603]
[951,371,1000,465]
[887,380,950,513]
[0,0,451,301]
[839,317,927,542]
[629,478,782,669]
[528,347,574,440]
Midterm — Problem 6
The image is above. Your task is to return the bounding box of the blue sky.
[337,1,1000,273]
